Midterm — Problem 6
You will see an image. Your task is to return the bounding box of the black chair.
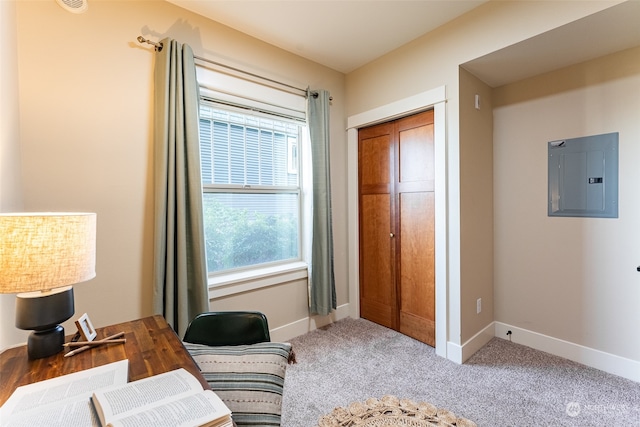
[183,311,271,346]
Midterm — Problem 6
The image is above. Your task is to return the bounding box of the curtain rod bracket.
[137,36,163,52]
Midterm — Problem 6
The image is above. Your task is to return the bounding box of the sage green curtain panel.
[152,38,209,336]
[307,89,336,315]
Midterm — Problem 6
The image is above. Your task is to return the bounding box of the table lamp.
[0,213,96,359]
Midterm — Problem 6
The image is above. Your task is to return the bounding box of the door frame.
[347,86,448,358]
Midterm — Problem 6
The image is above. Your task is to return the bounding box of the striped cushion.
[184,341,292,427]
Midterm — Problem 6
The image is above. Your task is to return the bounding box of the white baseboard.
[269,303,351,343]
[273,313,640,383]
[494,322,640,383]
[447,321,495,364]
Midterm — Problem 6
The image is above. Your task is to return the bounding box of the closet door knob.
[390,233,395,238]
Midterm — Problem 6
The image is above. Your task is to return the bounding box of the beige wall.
[345,0,617,346]
[0,0,21,213]
[2,0,346,350]
[0,0,27,347]
[458,68,493,342]
[493,46,640,361]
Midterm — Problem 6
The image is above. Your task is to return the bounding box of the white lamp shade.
[0,213,96,294]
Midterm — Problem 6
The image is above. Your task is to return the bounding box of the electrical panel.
[548,132,618,218]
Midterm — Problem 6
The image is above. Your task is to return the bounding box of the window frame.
[198,99,308,290]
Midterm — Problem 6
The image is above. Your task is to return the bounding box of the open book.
[0,359,129,427]
[91,368,232,427]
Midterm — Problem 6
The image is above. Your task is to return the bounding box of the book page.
[93,368,202,421]
[0,359,129,427]
[106,390,232,427]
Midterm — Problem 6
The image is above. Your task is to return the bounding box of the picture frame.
[75,313,97,341]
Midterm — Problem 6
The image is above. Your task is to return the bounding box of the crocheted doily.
[315,395,477,427]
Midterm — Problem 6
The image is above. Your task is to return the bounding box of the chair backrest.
[183,311,271,346]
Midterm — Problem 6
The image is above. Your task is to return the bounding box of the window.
[199,103,304,274]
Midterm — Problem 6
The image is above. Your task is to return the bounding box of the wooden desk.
[0,315,209,406]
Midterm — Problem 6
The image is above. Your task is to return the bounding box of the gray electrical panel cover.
[548,132,618,218]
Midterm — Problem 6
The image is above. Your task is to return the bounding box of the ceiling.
[166,0,487,73]
[167,0,640,86]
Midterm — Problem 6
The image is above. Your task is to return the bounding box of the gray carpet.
[281,318,640,426]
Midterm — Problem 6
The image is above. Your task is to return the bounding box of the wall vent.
[56,0,88,14]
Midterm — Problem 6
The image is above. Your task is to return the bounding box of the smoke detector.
[56,0,88,14]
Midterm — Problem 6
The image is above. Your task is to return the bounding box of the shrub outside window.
[199,104,303,274]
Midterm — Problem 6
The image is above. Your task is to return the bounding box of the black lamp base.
[15,286,75,360]
[27,325,66,359]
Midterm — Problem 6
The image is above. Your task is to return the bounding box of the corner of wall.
[494,322,640,383]
[0,0,23,213]
[447,321,495,364]
[457,67,495,344]
[269,303,352,342]
[0,0,25,352]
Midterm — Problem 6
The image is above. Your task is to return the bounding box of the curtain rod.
[136,36,324,99]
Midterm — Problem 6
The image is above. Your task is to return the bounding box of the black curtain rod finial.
[137,35,163,52]
[308,90,333,101]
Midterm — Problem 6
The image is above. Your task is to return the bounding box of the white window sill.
[208,261,308,299]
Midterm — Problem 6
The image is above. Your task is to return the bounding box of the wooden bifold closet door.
[358,109,435,347]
